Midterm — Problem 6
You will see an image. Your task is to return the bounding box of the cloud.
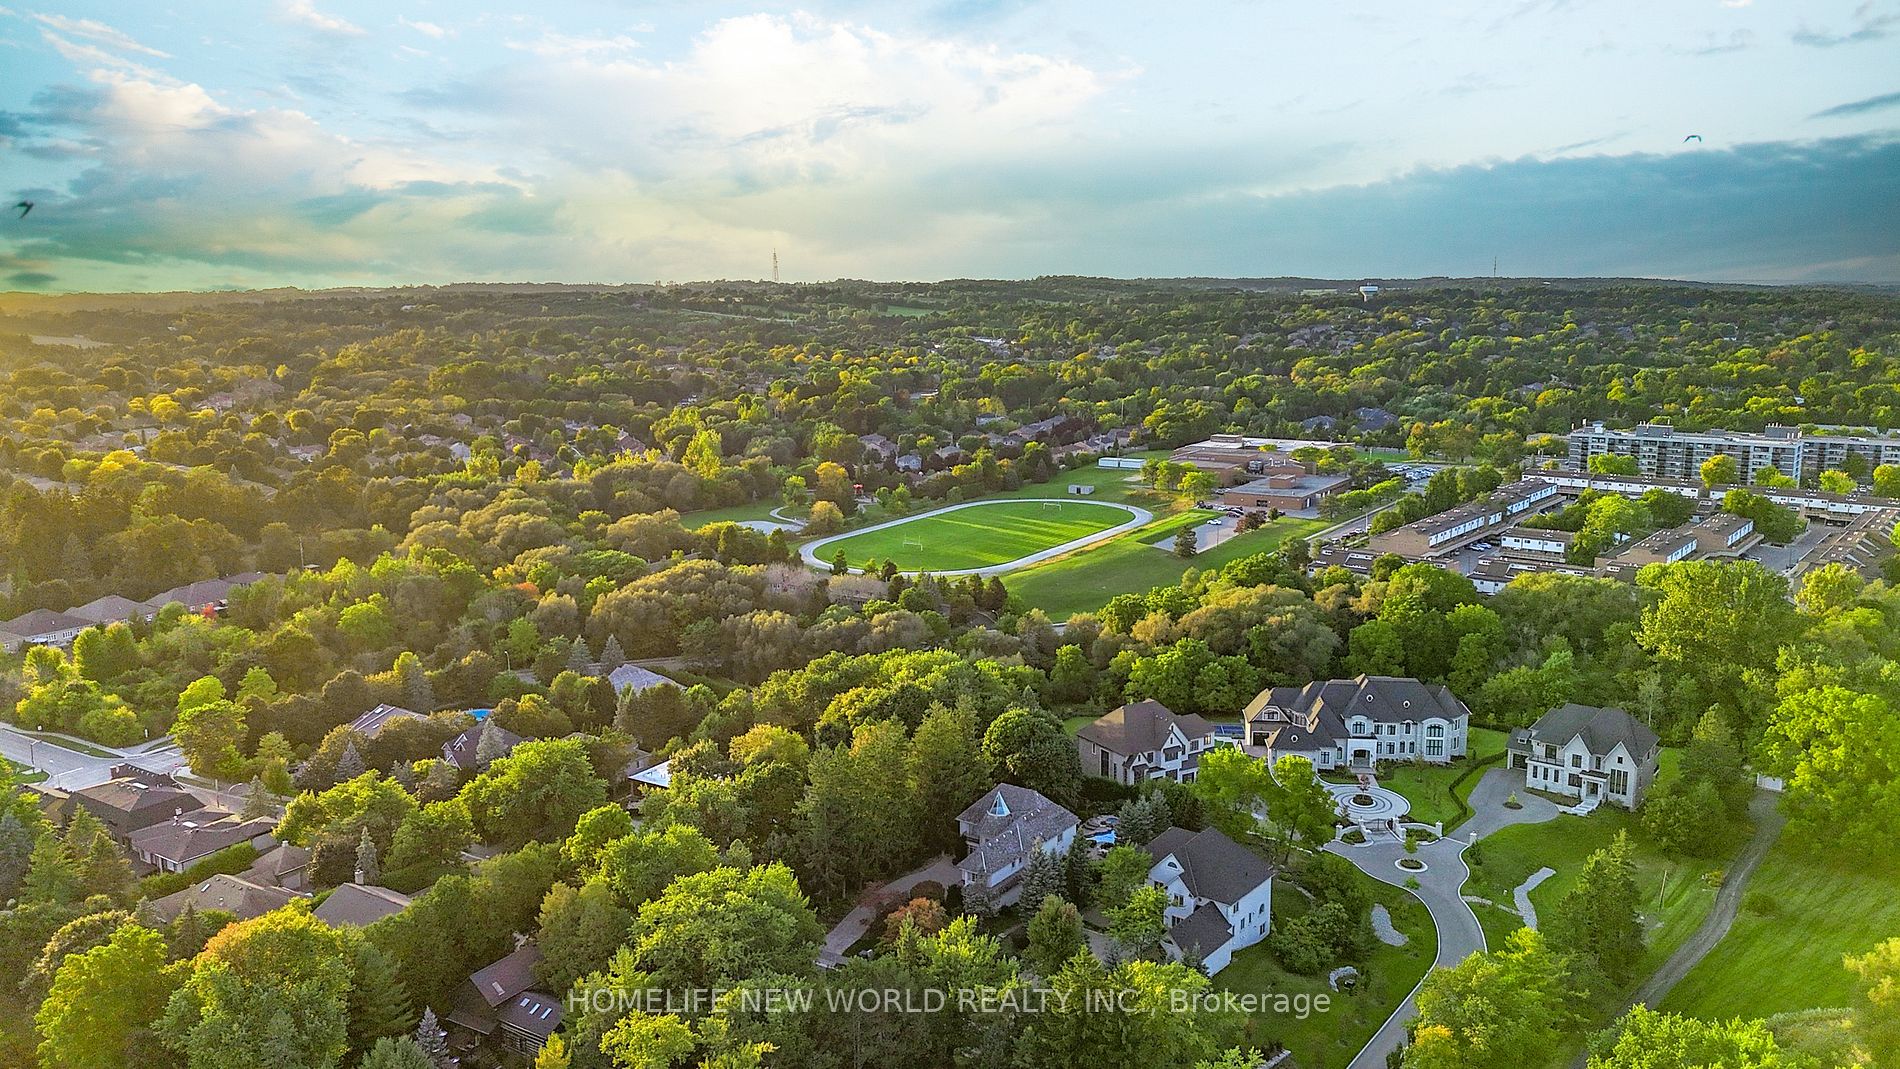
[1793,1,1898,46]
[505,31,643,59]
[1810,89,1900,118]
[398,17,450,40]
[280,0,365,38]
[30,14,169,58]
[7,271,57,288]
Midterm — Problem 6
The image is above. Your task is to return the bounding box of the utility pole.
[772,249,780,284]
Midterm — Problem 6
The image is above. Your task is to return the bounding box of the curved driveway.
[1328,768,1564,1069]
[798,498,1154,577]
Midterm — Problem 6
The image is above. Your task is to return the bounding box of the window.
[1426,724,1445,739]
[1426,741,1443,758]
[1099,750,1110,778]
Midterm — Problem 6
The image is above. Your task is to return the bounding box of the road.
[0,722,187,791]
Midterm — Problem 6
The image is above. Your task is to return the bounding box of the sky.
[0,0,1897,291]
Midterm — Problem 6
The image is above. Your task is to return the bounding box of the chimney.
[172,807,182,825]
[354,868,365,886]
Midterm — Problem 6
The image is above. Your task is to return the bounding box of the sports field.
[811,499,1136,572]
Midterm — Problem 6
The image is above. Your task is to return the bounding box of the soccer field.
[811,500,1137,572]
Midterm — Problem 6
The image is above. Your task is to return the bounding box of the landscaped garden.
[1214,875,1436,1069]
[1662,840,1900,1020]
[1372,726,1509,828]
[811,498,1138,572]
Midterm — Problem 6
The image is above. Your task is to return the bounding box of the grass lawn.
[817,499,1134,572]
[1214,876,1437,1069]
[1662,841,1900,1020]
[2,758,47,784]
[1007,514,1332,619]
[15,729,118,758]
[1374,728,1510,829]
[1465,806,1737,979]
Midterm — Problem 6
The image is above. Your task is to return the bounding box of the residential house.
[607,663,674,695]
[242,842,312,891]
[0,608,92,651]
[448,943,564,1057]
[66,594,156,626]
[442,721,525,771]
[348,703,430,739]
[1245,675,1470,771]
[146,873,300,923]
[1142,826,1276,974]
[1352,406,1400,431]
[66,768,206,844]
[313,882,413,927]
[1507,703,1660,811]
[858,433,899,461]
[144,572,266,614]
[128,810,277,873]
[954,784,1078,907]
[1075,700,1228,785]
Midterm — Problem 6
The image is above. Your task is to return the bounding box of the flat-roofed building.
[1169,435,1309,485]
[1223,471,1350,511]
[1499,527,1576,557]
[1368,478,1558,558]
[1566,420,1900,483]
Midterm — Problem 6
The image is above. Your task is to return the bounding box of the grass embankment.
[816,499,1134,572]
[1662,841,1900,1020]
[1464,804,1736,979]
[1215,873,1436,1069]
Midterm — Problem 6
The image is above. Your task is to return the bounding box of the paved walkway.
[798,498,1154,577]
[818,854,959,966]
[1561,792,1786,1069]
[1331,767,1562,1069]
[1513,867,1557,929]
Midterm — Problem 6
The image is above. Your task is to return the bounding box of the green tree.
[1173,525,1199,559]
[458,737,608,846]
[1025,896,1086,977]
[1547,832,1644,982]
[628,863,823,990]
[1699,453,1739,488]
[1193,746,1273,839]
[1585,1005,1806,1068]
[36,923,179,1069]
[1845,936,1900,1065]
[981,707,1081,807]
[348,941,416,1058]
[1406,928,1572,1069]
[161,909,356,1069]
[1096,843,1153,909]
[358,1036,434,1069]
[535,876,633,993]
[1109,884,1168,959]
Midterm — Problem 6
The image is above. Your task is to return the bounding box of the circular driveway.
[798,498,1154,577]
[1326,781,1411,824]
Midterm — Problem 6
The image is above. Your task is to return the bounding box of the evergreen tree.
[349,942,417,1057]
[396,652,435,713]
[413,1007,451,1068]
[358,1036,434,1069]
[74,827,137,903]
[831,550,849,575]
[1025,895,1086,977]
[599,633,628,673]
[1548,832,1644,983]
[0,810,37,901]
[241,776,275,820]
[355,827,381,885]
[1017,846,1066,916]
[23,833,80,904]
[1116,791,1172,846]
[566,638,593,675]
[335,741,368,782]
[1173,525,1199,558]
[475,718,510,767]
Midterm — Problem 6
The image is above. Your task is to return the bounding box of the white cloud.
[280,0,365,38]
[399,16,449,39]
[31,13,170,57]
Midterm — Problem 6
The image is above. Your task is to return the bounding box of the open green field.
[1006,513,1330,619]
[1215,875,1436,1069]
[1662,841,1900,1020]
[816,500,1135,572]
[1465,803,1736,979]
[677,499,784,530]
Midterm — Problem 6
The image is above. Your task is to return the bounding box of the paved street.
[0,722,187,791]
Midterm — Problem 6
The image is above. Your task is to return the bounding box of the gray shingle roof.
[1076,699,1216,757]
[1244,675,1468,751]
[955,784,1077,880]
[1526,703,1660,760]
[312,883,412,927]
[1167,902,1235,957]
[127,812,273,866]
[1143,826,1276,905]
[146,874,298,923]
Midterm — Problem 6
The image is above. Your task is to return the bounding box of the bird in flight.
[11,201,31,218]
[1683,134,1703,143]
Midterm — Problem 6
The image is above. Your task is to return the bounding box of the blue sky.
[1,0,1897,290]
